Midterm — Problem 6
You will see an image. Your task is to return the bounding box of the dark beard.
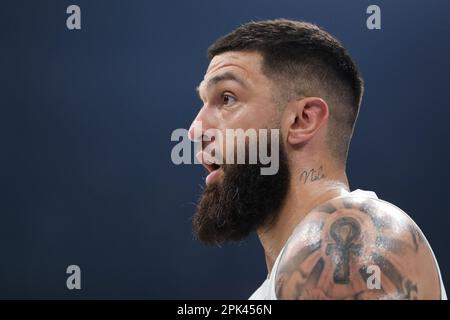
[193,141,290,246]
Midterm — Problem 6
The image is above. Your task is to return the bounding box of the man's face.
[196,51,276,130]
[189,51,290,245]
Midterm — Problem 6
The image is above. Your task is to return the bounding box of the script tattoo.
[300,166,325,184]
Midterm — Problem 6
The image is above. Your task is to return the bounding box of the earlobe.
[286,97,329,146]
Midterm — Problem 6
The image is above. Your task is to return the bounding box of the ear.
[286,97,329,146]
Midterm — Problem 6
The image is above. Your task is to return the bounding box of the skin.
[189,51,442,299]
[275,196,441,299]
[189,51,278,183]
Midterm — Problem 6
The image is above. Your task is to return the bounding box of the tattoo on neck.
[300,166,325,184]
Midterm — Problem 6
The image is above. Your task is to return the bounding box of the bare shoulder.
[275,195,442,300]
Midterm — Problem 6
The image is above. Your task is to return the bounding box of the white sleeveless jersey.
[249,189,447,300]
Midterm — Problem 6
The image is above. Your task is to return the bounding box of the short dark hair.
[208,19,364,162]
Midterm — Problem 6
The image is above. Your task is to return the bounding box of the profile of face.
[189,51,291,245]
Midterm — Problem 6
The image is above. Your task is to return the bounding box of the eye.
[221,93,237,107]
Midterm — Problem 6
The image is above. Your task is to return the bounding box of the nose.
[188,107,220,166]
[188,119,203,142]
[188,105,216,142]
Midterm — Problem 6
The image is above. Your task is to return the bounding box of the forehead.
[200,51,266,88]
[206,51,263,75]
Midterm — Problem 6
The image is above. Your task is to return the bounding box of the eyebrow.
[196,71,247,99]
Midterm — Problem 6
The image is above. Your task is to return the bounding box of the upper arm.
[274,196,442,300]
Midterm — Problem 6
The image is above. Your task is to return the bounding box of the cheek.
[215,101,278,162]
[227,102,277,130]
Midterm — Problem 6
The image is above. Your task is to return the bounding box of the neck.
[256,164,349,275]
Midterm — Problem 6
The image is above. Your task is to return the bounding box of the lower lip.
[205,168,223,185]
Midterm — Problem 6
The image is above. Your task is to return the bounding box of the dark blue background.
[0,0,449,299]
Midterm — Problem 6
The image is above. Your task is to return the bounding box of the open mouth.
[196,150,225,185]
[203,162,223,185]
[204,162,220,173]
